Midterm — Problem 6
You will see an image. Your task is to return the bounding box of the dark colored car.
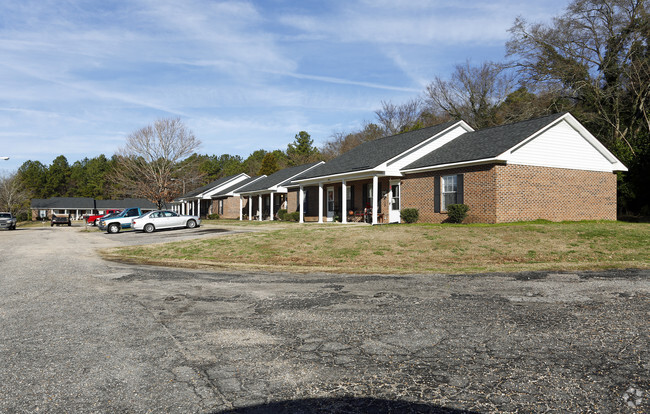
[51,214,71,227]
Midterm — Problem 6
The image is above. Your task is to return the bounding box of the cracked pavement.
[1,225,648,413]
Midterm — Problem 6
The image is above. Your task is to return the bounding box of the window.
[218,200,224,215]
[442,175,457,211]
[346,185,354,210]
[391,183,400,210]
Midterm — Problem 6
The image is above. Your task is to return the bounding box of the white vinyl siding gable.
[504,120,619,172]
[384,123,472,173]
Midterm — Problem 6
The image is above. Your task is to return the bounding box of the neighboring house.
[30,197,158,220]
[210,175,264,219]
[291,112,626,224]
[173,173,252,217]
[235,162,324,221]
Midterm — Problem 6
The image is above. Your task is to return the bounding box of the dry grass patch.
[103,221,650,274]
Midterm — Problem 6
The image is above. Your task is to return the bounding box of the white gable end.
[385,122,473,172]
[504,120,625,172]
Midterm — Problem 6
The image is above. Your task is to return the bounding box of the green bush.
[207,213,220,220]
[447,204,469,223]
[287,211,301,222]
[401,208,419,224]
[277,209,288,221]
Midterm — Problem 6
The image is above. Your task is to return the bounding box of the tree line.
[2,0,648,217]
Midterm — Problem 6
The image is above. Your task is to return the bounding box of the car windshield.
[0,213,11,218]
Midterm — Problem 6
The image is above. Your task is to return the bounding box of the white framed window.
[218,199,224,215]
[442,175,457,211]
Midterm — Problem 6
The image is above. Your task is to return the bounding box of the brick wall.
[494,164,617,222]
[402,163,617,223]
[402,165,498,223]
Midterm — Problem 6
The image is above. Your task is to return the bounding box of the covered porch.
[294,174,403,225]
[238,191,288,221]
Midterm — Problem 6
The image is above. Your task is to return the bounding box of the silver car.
[0,212,17,230]
[131,210,200,233]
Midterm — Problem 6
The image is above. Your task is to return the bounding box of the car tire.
[143,223,155,233]
[51,223,54,227]
[186,219,197,229]
[108,223,120,234]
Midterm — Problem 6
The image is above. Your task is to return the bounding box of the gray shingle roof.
[181,174,243,198]
[405,112,567,170]
[30,197,159,210]
[211,176,263,198]
[237,162,322,193]
[31,197,96,209]
[296,121,458,180]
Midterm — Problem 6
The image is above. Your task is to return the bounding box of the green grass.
[101,220,650,274]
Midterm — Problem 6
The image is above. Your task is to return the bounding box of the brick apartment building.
[174,112,625,224]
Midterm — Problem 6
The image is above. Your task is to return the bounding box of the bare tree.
[507,0,650,154]
[424,61,515,129]
[0,172,30,217]
[113,118,202,209]
[375,99,423,136]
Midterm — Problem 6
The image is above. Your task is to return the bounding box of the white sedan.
[131,210,201,233]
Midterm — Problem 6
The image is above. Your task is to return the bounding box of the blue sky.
[0,0,571,173]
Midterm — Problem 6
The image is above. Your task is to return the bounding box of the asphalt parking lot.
[0,226,648,413]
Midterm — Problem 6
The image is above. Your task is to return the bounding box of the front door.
[326,187,335,221]
[389,181,400,223]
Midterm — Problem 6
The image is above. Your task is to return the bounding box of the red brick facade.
[494,164,616,222]
[401,163,617,223]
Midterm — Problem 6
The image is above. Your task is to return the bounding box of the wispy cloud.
[0,0,571,172]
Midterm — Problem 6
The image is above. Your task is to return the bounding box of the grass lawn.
[101,220,650,274]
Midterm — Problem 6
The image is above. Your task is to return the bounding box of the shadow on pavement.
[215,397,478,413]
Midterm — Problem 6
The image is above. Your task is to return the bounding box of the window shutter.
[434,176,440,213]
[457,174,464,204]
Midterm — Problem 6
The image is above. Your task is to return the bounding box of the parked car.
[51,214,71,227]
[0,212,17,230]
[131,210,200,233]
[98,207,143,233]
[85,209,122,226]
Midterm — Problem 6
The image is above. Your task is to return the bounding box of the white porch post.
[372,175,378,225]
[299,185,304,223]
[239,196,243,221]
[248,196,252,221]
[270,192,274,221]
[341,180,347,224]
[197,199,201,217]
[318,183,323,223]
[258,194,263,221]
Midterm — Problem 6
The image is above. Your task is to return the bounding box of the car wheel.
[186,219,197,229]
[51,223,54,227]
[144,223,155,233]
[108,223,120,234]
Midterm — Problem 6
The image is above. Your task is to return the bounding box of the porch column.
[341,180,347,224]
[248,196,252,220]
[270,192,274,221]
[258,194,263,221]
[372,175,378,225]
[239,196,243,221]
[197,199,201,217]
[318,183,323,223]
[299,185,304,223]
